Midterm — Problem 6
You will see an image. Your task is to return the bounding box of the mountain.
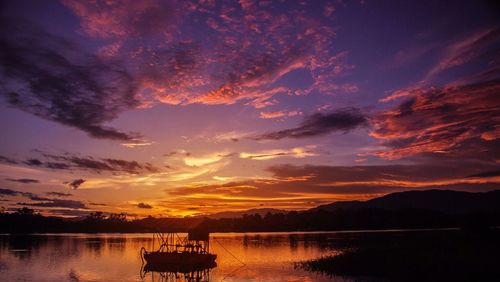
[205,208,287,219]
[204,190,500,219]
[313,189,500,214]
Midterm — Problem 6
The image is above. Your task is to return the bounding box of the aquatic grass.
[296,229,500,281]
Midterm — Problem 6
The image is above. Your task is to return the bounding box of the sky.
[0,0,499,218]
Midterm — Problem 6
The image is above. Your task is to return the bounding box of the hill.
[313,189,500,214]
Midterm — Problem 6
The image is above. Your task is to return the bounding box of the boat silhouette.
[141,230,217,266]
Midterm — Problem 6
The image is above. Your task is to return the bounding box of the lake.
[0,230,458,281]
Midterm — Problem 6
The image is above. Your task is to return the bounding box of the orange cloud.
[159,163,500,215]
[372,79,500,160]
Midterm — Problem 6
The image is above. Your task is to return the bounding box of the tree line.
[1,207,498,233]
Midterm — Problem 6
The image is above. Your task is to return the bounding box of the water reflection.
[141,262,216,282]
[0,232,361,281]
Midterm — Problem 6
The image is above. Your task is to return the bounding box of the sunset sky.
[0,0,499,218]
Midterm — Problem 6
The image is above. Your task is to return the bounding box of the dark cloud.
[24,159,43,166]
[1,153,159,175]
[373,79,500,161]
[66,179,86,190]
[0,188,21,196]
[102,158,158,174]
[137,203,153,209]
[0,188,39,199]
[18,199,86,209]
[0,155,17,164]
[46,192,72,197]
[89,202,108,206]
[468,170,500,178]
[253,108,368,140]
[45,162,72,170]
[5,178,39,184]
[0,188,86,209]
[61,157,113,172]
[23,153,160,175]
[163,152,177,157]
[0,17,140,141]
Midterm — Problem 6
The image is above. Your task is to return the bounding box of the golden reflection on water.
[0,232,357,282]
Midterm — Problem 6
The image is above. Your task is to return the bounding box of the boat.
[141,230,217,266]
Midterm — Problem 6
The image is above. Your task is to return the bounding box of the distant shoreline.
[3,226,499,236]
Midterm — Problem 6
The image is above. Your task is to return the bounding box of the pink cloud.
[63,0,180,39]
[425,28,500,80]
[323,3,336,17]
[64,1,350,109]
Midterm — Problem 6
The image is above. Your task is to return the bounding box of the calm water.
[0,231,391,282]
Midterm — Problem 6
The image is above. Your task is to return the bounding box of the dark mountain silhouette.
[313,189,500,214]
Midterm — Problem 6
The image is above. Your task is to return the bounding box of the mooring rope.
[213,237,246,266]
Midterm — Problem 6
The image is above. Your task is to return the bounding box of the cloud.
[0,188,22,196]
[5,178,39,184]
[183,152,231,167]
[239,146,316,160]
[121,141,154,148]
[66,179,86,190]
[62,0,180,39]
[253,108,368,140]
[24,159,43,166]
[22,152,160,175]
[207,131,250,143]
[385,43,437,70]
[259,111,287,119]
[0,155,17,164]
[0,17,140,141]
[173,164,500,203]
[46,192,73,197]
[165,163,500,213]
[18,199,86,209]
[89,202,108,206]
[0,188,39,199]
[259,110,301,119]
[372,79,500,161]
[323,2,336,17]
[62,1,349,110]
[266,164,500,186]
[467,170,500,178]
[2,2,354,138]
[137,202,153,209]
[0,188,86,209]
[379,84,426,103]
[425,28,500,80]
[103,158,159,173]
